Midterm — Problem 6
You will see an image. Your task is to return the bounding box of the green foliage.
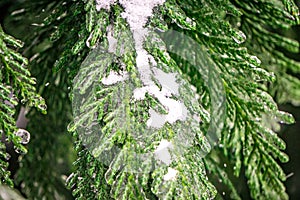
[0,0,299,200]
[2,1,79,198]
[231,0,300,105]
[67,141,111,199]
[159,1,297,199]
[0,24,46,186]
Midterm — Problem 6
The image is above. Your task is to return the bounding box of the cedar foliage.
[0,0,299,199]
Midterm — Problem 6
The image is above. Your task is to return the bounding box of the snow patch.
[154,139,173,165]
[95,0,116,11]
[106,25,118,53]
[133,84,187,128]
[97,0,187,128]
[119,0,165,30]
[101,70,128,85]
[163,167,178,181]
[155,139,172,152]
[153,68,179,96]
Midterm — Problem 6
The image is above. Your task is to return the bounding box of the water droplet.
[31,77,37,85]
[14,146,27,154]
[185,17,196,28]
[232,30,246,44]
[21,99,27,104]
[45,82,50,87]
[224,163,227,168]
[38,104,47,112]
[275,111,295,124]
[67,122,76,132]
[222,192,225,196]
[5,153,11,161]
[11,95,18,106]
[15,128,30,144]
[249,55,261,65]
[202,32,210,37]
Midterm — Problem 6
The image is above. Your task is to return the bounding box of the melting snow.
[95,0,116,11]
[154,139,173,165]
[101,70,128,85]
[155,139,172,152]
[97,0,187,128]
[119,0,166,30]
[106,25,118,53]
[163,167,178,181]
[133,84,187,128]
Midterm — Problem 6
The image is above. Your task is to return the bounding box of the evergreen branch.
[204,157,241,200]
[151,149,216,199]
[0,24,46,186]
[168,0,297,199]
[67,143,111,199]
[2,0,298,199]
[232,0,300,105]
[2,1,81,198]
[67,4,216,196]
